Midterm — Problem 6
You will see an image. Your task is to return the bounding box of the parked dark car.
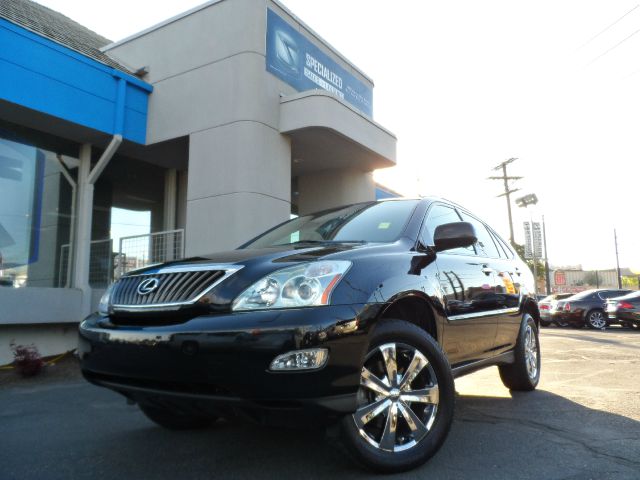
[538,293,574,326]
[553,289,632,329]
[605,291,640,329]
[78,198,540,473]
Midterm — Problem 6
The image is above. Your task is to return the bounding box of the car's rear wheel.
[139,404,216,430]
[586,309,607,329]
[499,314,540,391]
[341,319,454,473]
[540,319,551,327]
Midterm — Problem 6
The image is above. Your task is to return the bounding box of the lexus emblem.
[137,278,160,295]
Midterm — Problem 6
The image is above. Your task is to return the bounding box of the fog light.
[270,348,328,371]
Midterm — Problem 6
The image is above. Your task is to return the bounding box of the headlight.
[98,283,116,316]
[232,260,351,311]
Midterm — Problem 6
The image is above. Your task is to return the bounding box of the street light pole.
[529,209,538,296]
[542,215,551,294]
[516,193,540,295]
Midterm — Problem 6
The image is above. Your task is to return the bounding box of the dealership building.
[0,0,397,363]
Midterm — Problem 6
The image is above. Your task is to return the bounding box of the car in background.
[605,291,640,329]
[552,289,632,329]
[538,293,574,327]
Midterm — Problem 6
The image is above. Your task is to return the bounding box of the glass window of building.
[0,122,78,288]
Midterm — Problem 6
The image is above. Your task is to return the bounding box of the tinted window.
[617,291,640,301]
[422,204,474,255]
[570,291,598,301]
[599,290,632,299]
[243,200,419,248]
[458,212,501,258]
[491,229,514,259]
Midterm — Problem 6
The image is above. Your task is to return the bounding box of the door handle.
[481,266,494,275]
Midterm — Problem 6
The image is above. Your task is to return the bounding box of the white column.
[163,168,177,261]
[72,144,94,316]
[163,168,177,231]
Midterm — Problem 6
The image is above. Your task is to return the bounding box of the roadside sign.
[532,222,543,258]
[523,222,532,259]
[523,221,542,260]
[555,270,566,286]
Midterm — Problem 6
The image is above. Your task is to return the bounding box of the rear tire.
[341,319,454,473]
[139,404,216,430]
[499,314,540,391]
[540,320,551,327]
[586,309,607,329]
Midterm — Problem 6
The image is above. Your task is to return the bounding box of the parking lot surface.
[1,328,639,480]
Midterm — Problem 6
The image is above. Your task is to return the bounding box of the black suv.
[79,198,539,472]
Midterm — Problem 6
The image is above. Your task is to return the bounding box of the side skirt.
[451,351,515,379]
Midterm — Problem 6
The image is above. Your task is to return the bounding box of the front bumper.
[79,304,381,420]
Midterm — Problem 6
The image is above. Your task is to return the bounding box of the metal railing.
[59,238,114,288]
[117,229,185,278]
[59,229,185,286]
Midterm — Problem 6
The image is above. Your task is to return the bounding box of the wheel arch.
[377,292,440,343]
[522,297,541,328]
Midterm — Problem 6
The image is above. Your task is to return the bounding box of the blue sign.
[266,9,373,116]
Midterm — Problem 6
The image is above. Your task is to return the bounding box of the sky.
[36,0,640,271]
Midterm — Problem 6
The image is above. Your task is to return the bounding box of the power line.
[578,4,640,51]
[587,24,640,66]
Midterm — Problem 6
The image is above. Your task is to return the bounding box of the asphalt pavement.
[1,328,639,480]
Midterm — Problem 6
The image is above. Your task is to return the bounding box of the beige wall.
[105,0,386,254]
[297,168,376,215]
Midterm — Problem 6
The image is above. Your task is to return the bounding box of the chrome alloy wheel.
[353,343,439,453]
[524,324,538,379]
[588,311,606,329]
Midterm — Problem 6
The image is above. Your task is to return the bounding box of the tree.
[511,242,546,281]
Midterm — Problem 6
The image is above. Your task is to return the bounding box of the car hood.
[131,242,368,274]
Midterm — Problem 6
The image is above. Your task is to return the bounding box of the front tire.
[586,309,607,329]
[499,314,540,391]
[341,319,454,473]
[139,404,216,430]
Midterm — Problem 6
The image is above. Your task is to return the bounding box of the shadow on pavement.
[74,389,640,480]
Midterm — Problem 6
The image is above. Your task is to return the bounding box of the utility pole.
[542,215,551,294]
[614,228,622,289]
[488,158,522,246]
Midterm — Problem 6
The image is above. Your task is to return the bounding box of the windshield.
[569,290,596,300]
[242,200,419,249]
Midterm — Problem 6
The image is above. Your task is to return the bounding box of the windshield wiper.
[275,240,368,246]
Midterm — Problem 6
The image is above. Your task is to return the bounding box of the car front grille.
[111,268,227,309]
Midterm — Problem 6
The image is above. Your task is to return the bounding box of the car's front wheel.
[341,319,454,473]
[139,404,216,430]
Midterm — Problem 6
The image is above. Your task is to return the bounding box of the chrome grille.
[111,268,227,309]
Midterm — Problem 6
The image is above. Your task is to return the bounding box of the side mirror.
[433,222,477,252]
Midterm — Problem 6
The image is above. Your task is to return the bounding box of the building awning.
[279,91,396,175]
